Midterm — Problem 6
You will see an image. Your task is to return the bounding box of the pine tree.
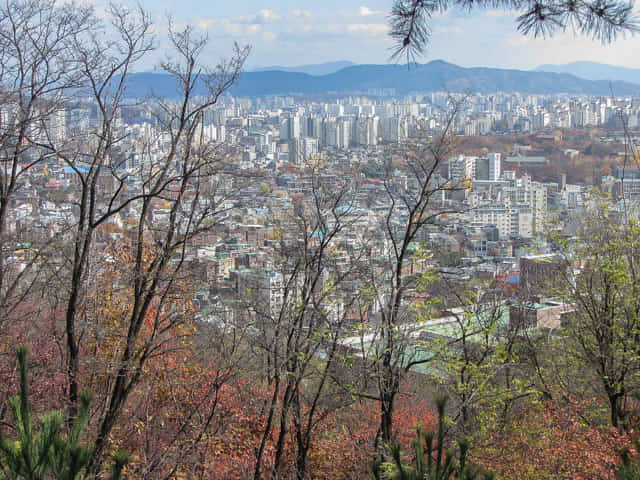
[0,346,128,480]
[372,396,494,480]
[616,441,640,480]
[615,392,640,479]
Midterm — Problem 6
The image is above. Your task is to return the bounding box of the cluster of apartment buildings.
[4,91,619,333]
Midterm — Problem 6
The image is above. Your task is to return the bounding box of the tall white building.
[322,119,337,147]
[380,117,408,143]
[488,153,501,181]
[280,114,301,141]
[289,137,318,164]
[337,120,350,149]
[448,155,476,182]
[353,116,378,146]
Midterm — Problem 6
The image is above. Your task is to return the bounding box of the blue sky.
[101,0,640,70]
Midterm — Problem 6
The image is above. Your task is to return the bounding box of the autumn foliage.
[1,252,638,479]
[2,240,638,479]
[0,308,437,479]
[475,397,633,480]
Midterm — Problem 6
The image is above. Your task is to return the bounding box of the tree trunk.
[608,391,624,429]
[295,447,308,480]
[65,283,81,426]
[380,389,395,444]
[272,381,294,480]
[294,390,308,480]
[254,378,280,480]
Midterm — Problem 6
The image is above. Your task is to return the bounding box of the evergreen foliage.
[372,396,494,480]
[390,0,638,61]
[0,346,128,480]
[616,440,640,480]
[615,393,640,479]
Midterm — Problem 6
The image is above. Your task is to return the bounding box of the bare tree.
[0,0,94,326]
[350,102,464,446]
[246,170,363,480]
[0,4,252,477]
[10,5,252,472]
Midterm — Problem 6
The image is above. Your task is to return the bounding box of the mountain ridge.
[535,61,640,85]
[249,61,356,76]
[123,60,640,98]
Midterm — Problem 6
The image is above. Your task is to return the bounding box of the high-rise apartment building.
[448,155,476,182]
[488,152,501,181]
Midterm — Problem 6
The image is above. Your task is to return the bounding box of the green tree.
[0,346,127,480]
[616,438,640,480]
[426,283,536,436]
[372,397,494,480]
[553,196,640,429]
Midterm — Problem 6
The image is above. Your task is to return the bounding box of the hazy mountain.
[124,60,640,98]
[535,61,640,85]
[249,61,357,76]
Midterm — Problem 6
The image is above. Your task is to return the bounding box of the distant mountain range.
[126,60,640,98]
[535,61,640,85]
[249,61,356,76]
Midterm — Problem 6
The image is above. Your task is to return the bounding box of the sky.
[97,0,640,71]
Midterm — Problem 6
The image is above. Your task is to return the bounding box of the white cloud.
[195,17,214,30]
[246,24,261,35]
[192,8,292,37]
[208,18,262,36]
[262,31,277,42]
[254,9,280,23]
[234,9,280,24]
[434,25,463,35]
[291,9,311,18]
[282,23,315,36]
[505,33,532,47]
[485,9,514,18]
[182,6,396,65]
[190,7,392,43]
[346,23,389,36]
[326,23,389,37]
[358,6,380,16]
